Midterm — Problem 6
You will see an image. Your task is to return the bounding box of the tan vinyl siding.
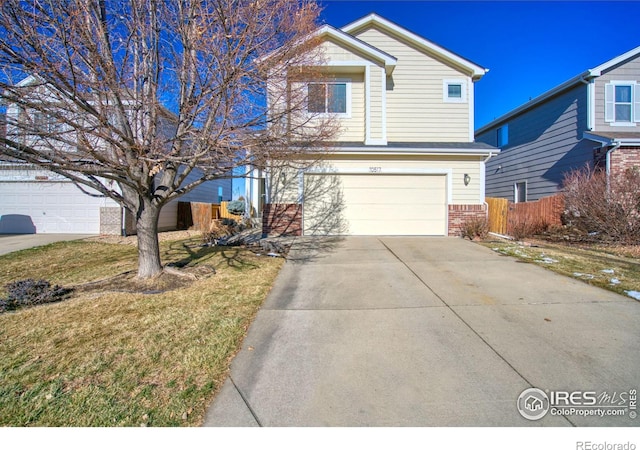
[342,73,365,141]
[353,27,471,142]
[319,40,369,62]
[594,55,640,131]
[369,65,384,141]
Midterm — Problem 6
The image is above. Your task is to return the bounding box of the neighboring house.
[247,13,498,236]
[475,46,640,203]
[0,77,231,235]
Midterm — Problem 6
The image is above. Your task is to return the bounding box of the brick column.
[262,203,302,237]
[448,204,486,236]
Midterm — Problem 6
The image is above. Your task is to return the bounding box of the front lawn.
[0,235,283,426]
[480,237,640,300]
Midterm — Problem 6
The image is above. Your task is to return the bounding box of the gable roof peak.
[341,13,487,79]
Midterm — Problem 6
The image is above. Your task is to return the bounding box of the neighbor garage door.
[303,174,447,236]
[0,182,105,233]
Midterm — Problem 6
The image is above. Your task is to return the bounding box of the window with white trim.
[514,181,527,203]
[443,79,467,103]
[307,82,350,116]
[605,81,640,125]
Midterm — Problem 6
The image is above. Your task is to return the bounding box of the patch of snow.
[573,272,596,279]
[537,257,558,264]
[610,278,621,285]
[601,269,615,274]
[624,290,640,301]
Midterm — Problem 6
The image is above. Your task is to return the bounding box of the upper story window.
[605,81,640,126]
[497,124,509,147]
[307,81,351,117]
[443,79,467,103]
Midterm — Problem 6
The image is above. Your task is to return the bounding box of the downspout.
[247,168,253,218]
[482,151,496,219]
[121,206,127,237]
[605,141,621,179]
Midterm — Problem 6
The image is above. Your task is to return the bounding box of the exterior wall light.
[463,173,471,186]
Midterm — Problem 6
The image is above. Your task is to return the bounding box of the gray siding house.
[476,46,640,202]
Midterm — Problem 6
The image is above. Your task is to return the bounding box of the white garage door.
[0,182,107,233]
[303,174,447,236]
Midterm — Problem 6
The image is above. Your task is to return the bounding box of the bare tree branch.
[0,0,338,278]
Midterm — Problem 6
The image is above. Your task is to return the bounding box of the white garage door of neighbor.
[303,174,447,236]
[0,182,105,233]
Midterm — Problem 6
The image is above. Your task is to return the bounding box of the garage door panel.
[0,182,103,233]
[343,204,446,221]
[343,188,446,205]
[304,174,447,236]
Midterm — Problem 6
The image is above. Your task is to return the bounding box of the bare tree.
[0,0,337,278]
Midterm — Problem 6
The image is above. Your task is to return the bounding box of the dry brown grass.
[481,237,640,298]
[0,235,283,426]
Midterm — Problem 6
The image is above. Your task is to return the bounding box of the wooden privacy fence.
[177,201,243,231]
[486,194,565,236]
[486,197,508,235]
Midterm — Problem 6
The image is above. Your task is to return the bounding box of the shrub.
[461,216,489,240]
[509,220,548,241]
[226,200,245,216]
[220,218,237,227]
[1,279,73,312]
[562,165,640,244]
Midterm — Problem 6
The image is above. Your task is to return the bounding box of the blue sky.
[318,0,640,129]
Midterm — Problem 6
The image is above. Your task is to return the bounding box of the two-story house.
[0,75,231,235]
[248,13,498,237]
[475,46,640,203]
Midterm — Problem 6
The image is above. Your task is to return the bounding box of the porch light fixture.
[463,173,471,186]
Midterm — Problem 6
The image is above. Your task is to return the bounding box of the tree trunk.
[135,201,163,279]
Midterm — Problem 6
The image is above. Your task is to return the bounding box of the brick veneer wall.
[99,207,121,235]
[610,146,640,177]
[262,203,302,237]
[448,204,486,237]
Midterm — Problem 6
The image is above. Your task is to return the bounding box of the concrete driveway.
[0,234,96,256]
[204,237,640,426]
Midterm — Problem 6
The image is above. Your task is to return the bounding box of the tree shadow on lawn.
[164,238,259,270]
[72,239,260,297]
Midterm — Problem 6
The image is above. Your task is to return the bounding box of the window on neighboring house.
[443,80,467,103]
[307,82,349,115]
[605,81,640,125]
[33,111,62,134]
[514,181,527,203]
[497,124,509,147]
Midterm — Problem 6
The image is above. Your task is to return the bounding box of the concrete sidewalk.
[0,234,95,256]
[203,237,640,426]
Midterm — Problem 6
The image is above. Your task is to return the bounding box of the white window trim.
[306,79,352,119]
[443,79,467,103]
[605,80,638,127]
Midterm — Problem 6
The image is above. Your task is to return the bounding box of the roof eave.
[584,132,640,146]
[327,146,500,157]
[341,13,488,79]
[475,71,591,135]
